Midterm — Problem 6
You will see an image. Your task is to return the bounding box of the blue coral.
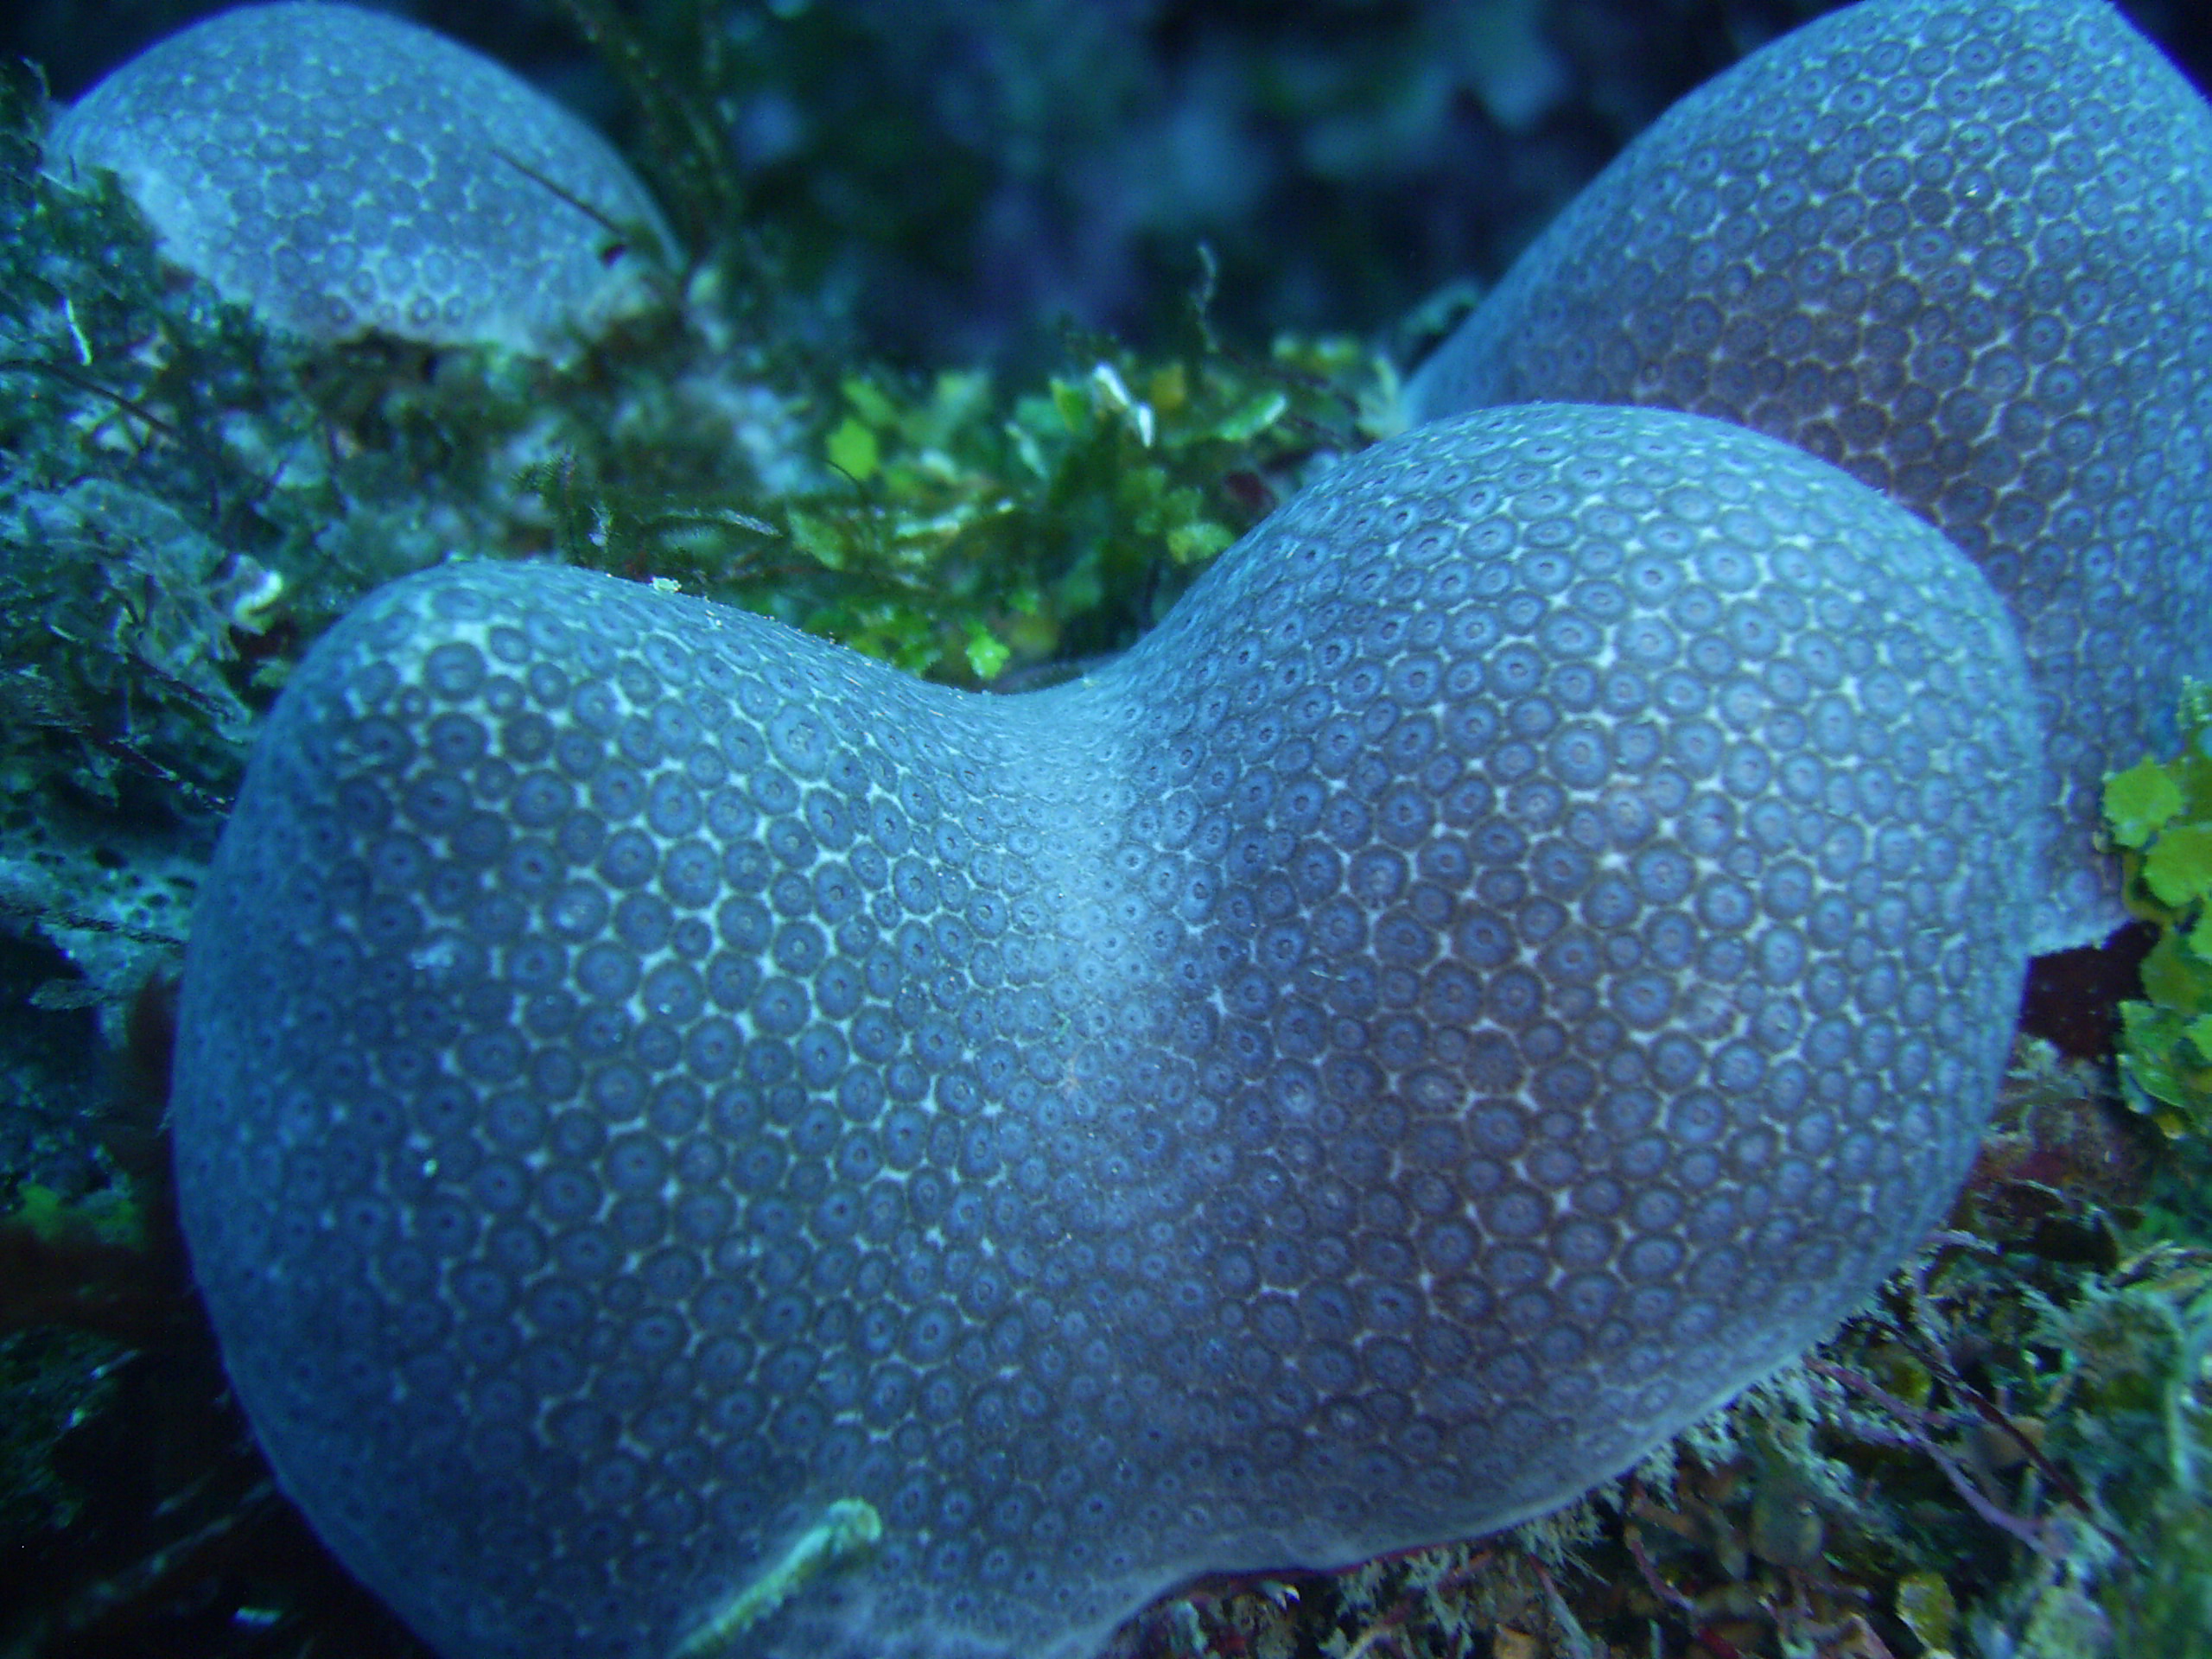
[1408,0,2212,953]
[153,1,2212,1656]
[45,3,672,354]
[175,403,2041,1658]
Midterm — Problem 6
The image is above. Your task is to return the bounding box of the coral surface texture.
[44,1,671,353]
[172,404,2042,1659]
[1411,0,2212,953]
[136,0,2212,1655]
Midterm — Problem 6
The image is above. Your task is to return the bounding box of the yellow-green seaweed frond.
[671,1497,883,1658]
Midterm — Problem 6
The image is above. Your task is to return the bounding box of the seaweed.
[2101,684,2212,1237]
[524,313,1395,681]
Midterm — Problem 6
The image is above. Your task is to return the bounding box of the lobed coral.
[174,404,2041,1658]
[1,1,2208,1657]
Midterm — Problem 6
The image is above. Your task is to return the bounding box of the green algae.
[2104,686,2212,1185]
[525,323,1394,683]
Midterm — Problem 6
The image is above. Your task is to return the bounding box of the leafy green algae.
[525,327,1395,683]
[2103,687,2212,1178]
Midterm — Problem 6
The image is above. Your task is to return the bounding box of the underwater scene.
[1,0,2209,1656]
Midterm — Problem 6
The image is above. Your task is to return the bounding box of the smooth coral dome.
[171,404,2041,1659]
[45,2,672,354]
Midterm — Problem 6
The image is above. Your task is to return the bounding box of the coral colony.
[2,1,2208,1656]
